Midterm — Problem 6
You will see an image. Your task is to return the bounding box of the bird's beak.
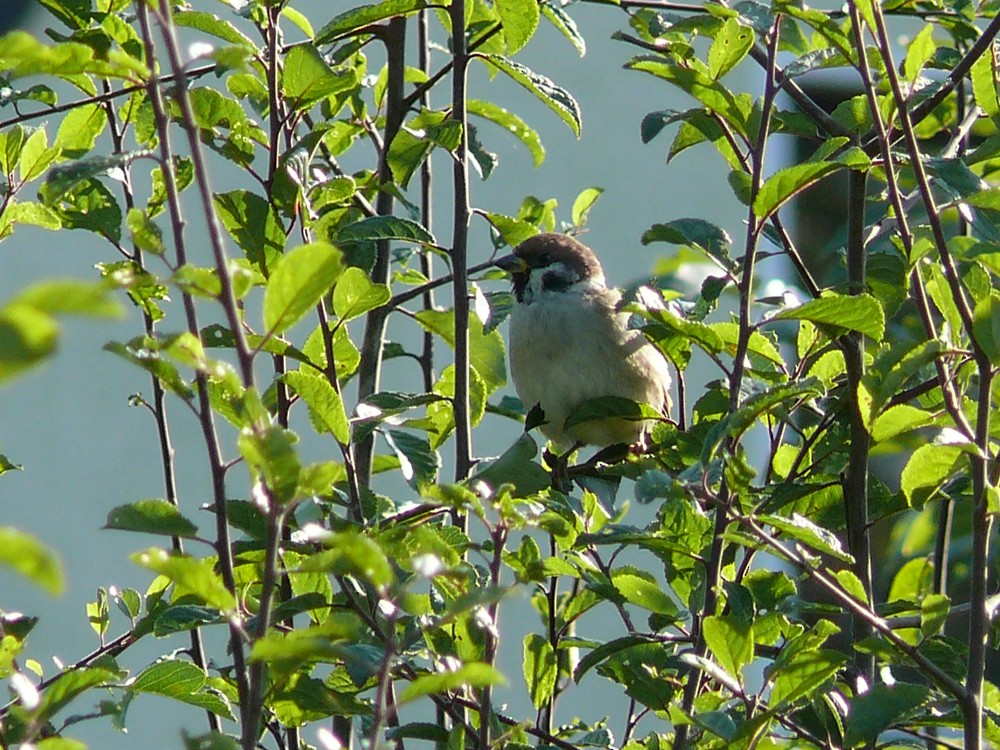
[495,254,528,274]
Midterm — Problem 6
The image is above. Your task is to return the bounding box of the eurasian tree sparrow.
[496,233,673,449]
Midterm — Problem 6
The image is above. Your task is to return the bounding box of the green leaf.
[626,57,747,134]
[181,732,240,750]
[174,10,256,47]
[384,430,440,488]
[573,634,659,682]
[0,30,148,80]
[38,666,121,721]
[33,737,88,750]
[127,208,165,256]
[470,433,550,496]
[703,615,753,680]
[415,308,507,391]
[468,100,544,166]
[971,44,1000,119]
[53,102,106,158]
[0,453,22,475]
[870,405,935,443]
[263,242,343,334]
[283,370,350,444]
[563,396,662,432]
[0,200,62,237]
[571,187,603,228]
[9,280,122,318]
[282,44,357,111]
[213,190,285,273]
[708,18,754,79]
[149,157,193,217]
[41,152,138,206]
[482,212,539,248]
[646,307,725,357]
[104,339,194,400]
[386,127,433,189]
[771,293,885,341]
[399,663,505,703]
[702,379,824,462]
[496,0,539,54]
[833,569,868,604]
[297,531,395,589]
[336,215,435,246]
[0,527,64,595]
[541,3,585,56]
[522,634,557,709]
[479,54,581,137]
[154,605,226,636]
[238,424,302,503]
[888,558,934,603]
[131,660,235,720]
[131,548,237,613]
[104,499,199,539]
[16,127,58,183]
[973,293,1000,364]
[0,304,58,385]
[613,568,679,616]
[315,0,428,44]
[843,683,929,746]
[900,444,963,506]
[965,189,1000,211]
[759,513,852,562]
[42,175,123,242]
[133,660,206,695]
[903,24,936,83]
[769,648,846,707]
[333,268,392,321]
[921,594,950,637]
[642,218,733,268]
[753,161,841,220]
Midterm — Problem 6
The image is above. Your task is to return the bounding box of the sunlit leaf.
[479,54,581,137]
[283,369,350,444]
[843,683,929,746]
[0,527,64,595]
[131,548,237,613]
[282,44,357,111]
[523,634,557,708]
[399,663,505,703]
[468,100,545,166]
[105,499,199,539]
[316,0,428,44]
[771,293,885,341]
[708,18,754,79]
[263,242,343,334]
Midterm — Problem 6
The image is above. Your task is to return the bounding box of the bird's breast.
[506,289,669,446]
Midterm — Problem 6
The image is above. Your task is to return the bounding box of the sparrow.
[495,233,673,450]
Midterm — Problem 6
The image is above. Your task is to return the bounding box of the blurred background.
[0,1,860,746]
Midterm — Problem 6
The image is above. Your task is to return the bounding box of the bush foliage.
[1,0,1000,748]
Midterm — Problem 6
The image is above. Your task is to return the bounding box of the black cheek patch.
[542,269,575,293]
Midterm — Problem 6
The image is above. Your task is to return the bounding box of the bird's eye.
[537,252,552,265]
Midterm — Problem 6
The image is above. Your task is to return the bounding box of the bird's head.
[495,233,607,304]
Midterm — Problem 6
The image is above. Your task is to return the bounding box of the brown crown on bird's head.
[495,233,606,302]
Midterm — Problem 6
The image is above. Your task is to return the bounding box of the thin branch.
[451,0,474,485]
[355,18,407,489]
[676,24,781,749]
[152,3,255,387]
[868,13,1000,154]
[841,163,874,685]
[0,62,219,131]
[137,0,251,725]
[101,63,219,731]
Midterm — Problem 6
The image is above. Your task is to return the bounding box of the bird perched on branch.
[495,232,673,450]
